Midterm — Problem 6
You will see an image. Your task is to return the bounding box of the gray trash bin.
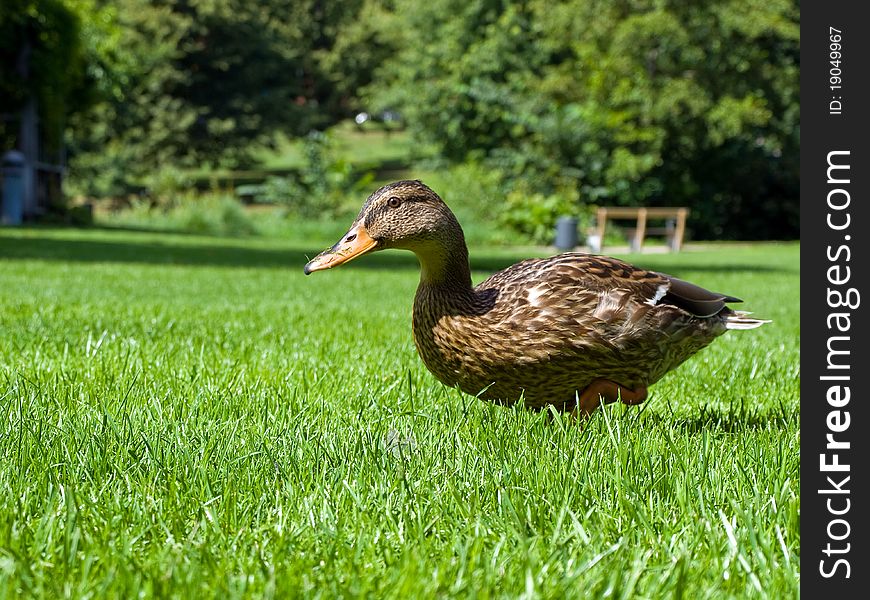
[1,150,25,225]
[555,216,578,252]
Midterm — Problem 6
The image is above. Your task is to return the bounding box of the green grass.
[254,121,430,172]
[0,227,799,598]
[183,120,426,191]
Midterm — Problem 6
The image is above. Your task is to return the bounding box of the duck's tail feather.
[725,311,771,330]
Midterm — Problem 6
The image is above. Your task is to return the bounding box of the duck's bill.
[303,223,378,274]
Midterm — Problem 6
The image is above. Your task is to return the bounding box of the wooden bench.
[591,206,689,252]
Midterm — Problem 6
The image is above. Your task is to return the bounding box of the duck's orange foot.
[573,379,648,417]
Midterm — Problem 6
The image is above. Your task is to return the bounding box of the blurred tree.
[17,0,798,240]
[315,0,402,116]
[369,0,799,239]
[66,0,367,197]
[0,0,89,153]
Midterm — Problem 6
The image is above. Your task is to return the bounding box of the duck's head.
[304,180,466,276]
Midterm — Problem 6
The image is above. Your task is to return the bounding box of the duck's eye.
[387,196,402,208]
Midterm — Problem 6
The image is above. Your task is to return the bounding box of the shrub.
[249,132,375,220]
[498,184,595,246]
[100,193,257,237]
[418,161,510,245]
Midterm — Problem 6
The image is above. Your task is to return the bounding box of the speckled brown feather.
[412,253,735,410]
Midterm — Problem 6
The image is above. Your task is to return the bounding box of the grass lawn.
[183,120,427,190]
[255,121,428,172]
[0,227,799,598]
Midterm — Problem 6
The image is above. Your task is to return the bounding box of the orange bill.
[303,223,378,274]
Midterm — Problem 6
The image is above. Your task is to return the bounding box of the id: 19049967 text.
[829,27,844,115]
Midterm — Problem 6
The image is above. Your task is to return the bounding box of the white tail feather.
[725,311,771,330]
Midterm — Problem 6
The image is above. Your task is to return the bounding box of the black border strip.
[801,1,870,595]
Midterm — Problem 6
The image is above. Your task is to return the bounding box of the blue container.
[1,151,25,225]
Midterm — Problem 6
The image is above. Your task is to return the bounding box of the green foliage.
[101,193,257,236]
[419,162,506,224]
[421,162,600,246]
[8,0,799,241]
[186,194,258,236]
[315,0,401,114]
[65,0,372,197]
[0,0,89,151]
[250,132,376,219]
[369,0,799,239]
[256,176,303,207]
[500,187,587,246]
[256,120,427,172]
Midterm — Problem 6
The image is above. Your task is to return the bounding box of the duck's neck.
[414,234,474,300]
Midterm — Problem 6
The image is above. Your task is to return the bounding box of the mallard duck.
[304,180,768,415]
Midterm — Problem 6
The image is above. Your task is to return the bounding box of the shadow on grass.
[649,400,798,433]
[0,233,495,272]
[1,234,298,269]
[1,230,792,276]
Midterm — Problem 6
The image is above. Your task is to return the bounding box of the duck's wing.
[465,253,752,386]
[659,275,742,317]
[478,253,739,320]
